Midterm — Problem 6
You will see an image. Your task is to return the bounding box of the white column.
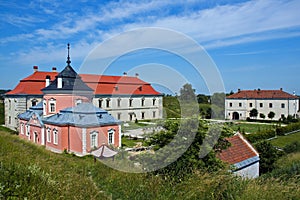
[41,127,45,145]
[82,128,86,155]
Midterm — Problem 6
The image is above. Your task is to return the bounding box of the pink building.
[18,45,121,156]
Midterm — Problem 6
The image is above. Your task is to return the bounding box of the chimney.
[52,67,57,72]
[123,72,127,76]
[57,77,62,88]
[280,88,283,91]
[135,73,139,78]
[45,75,50,87]
[33,66,38,72]
[238,88,241,93]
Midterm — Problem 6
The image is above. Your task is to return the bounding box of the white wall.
[234,162,259,179]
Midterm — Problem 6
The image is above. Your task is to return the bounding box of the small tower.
[42,44,93,116]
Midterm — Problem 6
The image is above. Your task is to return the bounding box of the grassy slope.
[270,131,300,148]
[1,130,300,199]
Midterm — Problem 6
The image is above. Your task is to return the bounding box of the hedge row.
[276,122,300,136]
[245,129,275,143]
[244,122,300,143]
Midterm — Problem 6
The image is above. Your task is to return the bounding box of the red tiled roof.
[217,133,258,165]
[6,72,161,96]
[227,89,298,99]
[81,74,160,95]
[6,72,58,95]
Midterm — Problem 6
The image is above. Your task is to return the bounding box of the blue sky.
[0,0,300,95]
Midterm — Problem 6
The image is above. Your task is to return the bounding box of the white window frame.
[90,131,98,149]
[49,98,56,113]
[47,128,51,143]
[53,129,58,145]
[108,129,115,145]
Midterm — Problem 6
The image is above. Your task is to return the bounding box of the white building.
[5,66,163,130]
[225,89,299,120]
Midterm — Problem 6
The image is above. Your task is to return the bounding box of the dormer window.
[76,99,82,106]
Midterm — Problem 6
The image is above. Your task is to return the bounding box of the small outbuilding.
[217,133,260,178]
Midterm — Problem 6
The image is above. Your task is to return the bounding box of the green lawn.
[121,136,145,147]
[270,131,300,148]
[228,122,276,134]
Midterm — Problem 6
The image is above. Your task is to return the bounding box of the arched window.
[108,129,115,145]
[90,131,98,149]
[47,128,51,142]
[53,129,58,145]
[26,125,30,137]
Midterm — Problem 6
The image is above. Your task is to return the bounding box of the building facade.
[5,67,162,130]
[225,89,299,120]
[18,51,121,156]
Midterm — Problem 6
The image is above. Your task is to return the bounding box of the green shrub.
[276,122,300,135]
[283,141,300,154]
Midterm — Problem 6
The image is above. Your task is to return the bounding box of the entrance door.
[232,112,239,120]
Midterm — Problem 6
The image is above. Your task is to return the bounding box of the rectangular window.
[9,116,11,124]
[249,103,253,107]
[32,101,37,107]
[239,103,242,107]
[117,113,121,120]
[26,125,30,136]
[53,129,58,145]
[153,111,156,118]
[106,99,110,108]
[281,103,285,108]
[152,98,156,106]
[108,129,114,144]
[269,103,273,108]
[141,99,145,107]
[98,99,102,108]
[260,103,263,108]
[117,98,121,107]
[90,132,98,149]
[141,112,145,119]
[50,103,55,113]
[47,128,51,142]
[129,99,133,107]
[229,102,232,107]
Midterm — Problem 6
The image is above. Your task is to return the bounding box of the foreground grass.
[270,131,300,148]
[1,130,300,199]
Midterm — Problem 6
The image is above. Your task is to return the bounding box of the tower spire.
[66,43,71,66]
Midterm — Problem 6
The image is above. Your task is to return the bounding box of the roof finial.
[66,43,71,66]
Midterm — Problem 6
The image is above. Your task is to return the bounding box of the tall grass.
[1,130,300,199]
